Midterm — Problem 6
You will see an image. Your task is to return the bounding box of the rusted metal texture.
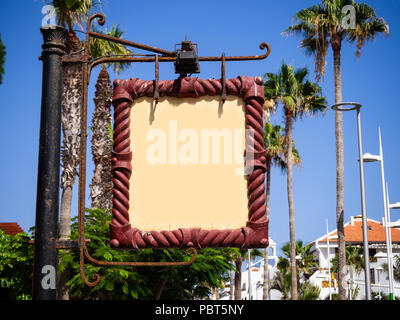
[87,42,271,76]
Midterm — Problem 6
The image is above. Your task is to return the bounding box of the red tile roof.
[0,223,24,236]
[318,216,400,244]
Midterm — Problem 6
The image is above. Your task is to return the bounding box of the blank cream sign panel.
[129,96,249,231]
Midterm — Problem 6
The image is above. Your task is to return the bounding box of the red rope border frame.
[110,76,268,249]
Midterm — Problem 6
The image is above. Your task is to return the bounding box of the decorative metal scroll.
[75,13,271,286]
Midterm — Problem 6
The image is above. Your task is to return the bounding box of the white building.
[309,215,400,300]
[215,216,400,300]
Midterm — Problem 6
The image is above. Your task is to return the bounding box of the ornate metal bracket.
[84,13,270,105]
[75,13,271,287]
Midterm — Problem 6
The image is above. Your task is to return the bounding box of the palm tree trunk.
[90,67,113,212]
[59,186,72,240]
[59,31,82,239]
[332,38,347,300]
[230,270,234,300]
[234,258,242,300]
[58,31,82,300]
[155,276,168,300]
[57,186,72,300]
[285,111,298,300]
[263,158,272,300]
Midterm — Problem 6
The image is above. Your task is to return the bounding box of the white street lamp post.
[331,102,371,300]
[362,127,394,300]
[386,183,395,300]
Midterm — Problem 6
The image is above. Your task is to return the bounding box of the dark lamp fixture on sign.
[174,38,200,76]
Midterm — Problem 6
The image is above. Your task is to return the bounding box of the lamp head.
[174,39,200,77]
[390,219,400,228]
[389,202,400,210]
[362,153,381,163]
[331,102,362,112]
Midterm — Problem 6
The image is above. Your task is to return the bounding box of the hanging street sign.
[109,76,268,250]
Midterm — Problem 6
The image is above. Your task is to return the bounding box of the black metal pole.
[33,25,66,300]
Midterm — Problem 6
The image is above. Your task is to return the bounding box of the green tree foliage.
[330,245,364,300]
[90,24,132,73]
[264,62,327,299]
[271,270,321,300]
[0,230,33,300]
[263,122,301,173]
[232,248,263,300]
[272,240,320,300]
[299,282,321,300]
[59,209,238,300]
[393,255,400,282]
[382,254,400,283]
[0,33,5,85]
[271,269,291,300]
[52,0,96,31]
[283,0,389,81]
[280,240,319,280]
[331,245,364,274]
[284,2,389,299]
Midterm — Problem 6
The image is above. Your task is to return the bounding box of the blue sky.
[0,0,399,256]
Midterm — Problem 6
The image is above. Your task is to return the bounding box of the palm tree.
[344,245,364,300]
[262,123,300,300]
[233,253,242,300]
[215,247,240,300]
[52,0,96,241]
[284,0,389,299]
[264,63,327,299]
[392,255,400,282]
[271,269,291,300]
[233,249,263,300]
[281,240,319,281]
[274,240,319,299]
[262,123,284,300]
[89,25,131,211]
[381,254,400,286]
[296,241,319,281]
[331,244,364,299]
[52,0,98,300]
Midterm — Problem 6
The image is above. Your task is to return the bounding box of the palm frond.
[346,16,389,58]
[89,24,132,74]
[285,0,388,79]
[52,0,97,31]
[264,122,286,167]
[264,62,327,119]
[294,67,309,84]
